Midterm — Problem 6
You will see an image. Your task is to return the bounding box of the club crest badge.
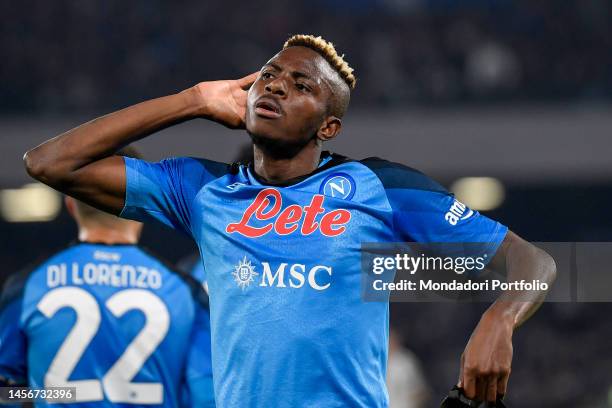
[319,173,356,200]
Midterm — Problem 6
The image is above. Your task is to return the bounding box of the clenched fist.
[458,310,514,403]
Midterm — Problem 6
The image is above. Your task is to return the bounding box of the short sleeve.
[0,298,27,385]
[182,304,215,408]
[362,158,507,259]
[120,157,229,235]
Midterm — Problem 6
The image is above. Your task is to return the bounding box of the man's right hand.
[187,72,259,129]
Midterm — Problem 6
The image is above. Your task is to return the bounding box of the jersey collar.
[246,151,351,187]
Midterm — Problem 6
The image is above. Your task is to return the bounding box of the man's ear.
[317,116,342,142]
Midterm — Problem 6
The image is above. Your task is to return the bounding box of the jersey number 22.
[37,287,170,404]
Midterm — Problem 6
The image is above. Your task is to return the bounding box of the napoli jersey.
[120,152,508,408]
[0,243,214,407]
[177,254,207,288]
[176,254,213,408]
[189,262,206,286]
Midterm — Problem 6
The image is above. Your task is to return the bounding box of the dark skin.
[245,47,347,182]
[24,45,556,403]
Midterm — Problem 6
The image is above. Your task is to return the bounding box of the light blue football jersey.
[0,243,214,407]
[120,152,508,408]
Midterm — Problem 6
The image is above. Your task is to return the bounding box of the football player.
[24,35,555,407]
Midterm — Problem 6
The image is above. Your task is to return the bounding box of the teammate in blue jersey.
[0,165,215,407]
[24,35,556,406]
[177,254,207,292]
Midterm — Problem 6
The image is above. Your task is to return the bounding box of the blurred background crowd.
[1,0,611,407]
[2,0,611,113]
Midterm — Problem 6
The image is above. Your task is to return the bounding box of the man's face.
[246,46,334,148]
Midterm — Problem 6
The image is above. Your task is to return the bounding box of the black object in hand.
[440,386,506,408]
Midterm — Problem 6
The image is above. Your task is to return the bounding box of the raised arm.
[23,73,258,215]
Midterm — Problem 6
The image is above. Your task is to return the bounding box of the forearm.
[22,74,254,214]
[486,238,557,329]
[24,89,199,185]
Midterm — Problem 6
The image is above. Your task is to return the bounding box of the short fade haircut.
[283,35,356,90]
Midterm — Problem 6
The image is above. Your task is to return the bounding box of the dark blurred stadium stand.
[1,1,611,407]
[1,0,611,113]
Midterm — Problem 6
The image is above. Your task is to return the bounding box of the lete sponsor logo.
[226,188,351,238]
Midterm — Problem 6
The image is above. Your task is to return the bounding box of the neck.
[78,227,139,245]
[252,140,322,183]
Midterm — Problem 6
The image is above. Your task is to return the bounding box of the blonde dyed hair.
[283,35,356,90]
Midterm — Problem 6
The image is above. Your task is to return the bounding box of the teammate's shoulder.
[176,252,200,275]
[0,245,67,309]
[137,246,209,308]
[358,157,447,193]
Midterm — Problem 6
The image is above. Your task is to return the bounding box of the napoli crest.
[319,173,356,200]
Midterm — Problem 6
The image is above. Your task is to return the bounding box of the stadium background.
[1,0,611,406]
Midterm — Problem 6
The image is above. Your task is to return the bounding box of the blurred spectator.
[387,327,430,408]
